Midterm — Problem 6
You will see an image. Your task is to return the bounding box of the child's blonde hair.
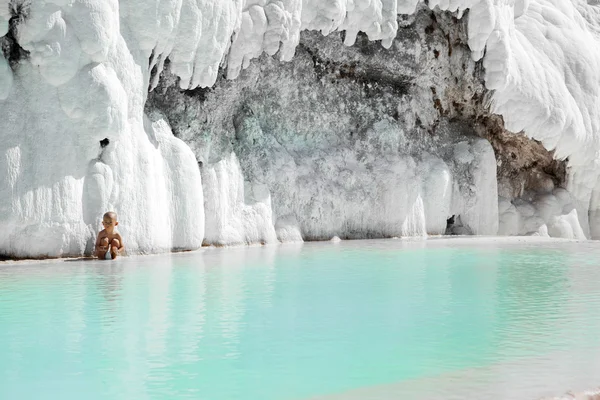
[103,211,117,220]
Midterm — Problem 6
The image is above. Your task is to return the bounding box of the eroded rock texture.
[147,6,565,244]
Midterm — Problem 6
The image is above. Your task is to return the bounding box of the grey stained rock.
[146,5,565,241]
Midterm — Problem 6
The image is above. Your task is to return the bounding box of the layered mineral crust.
[0,0,598,257]
[147,8,501,244]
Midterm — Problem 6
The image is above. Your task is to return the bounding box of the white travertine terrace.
[1,0,599,257]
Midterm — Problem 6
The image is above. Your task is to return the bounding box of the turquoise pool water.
[1,238,600,400]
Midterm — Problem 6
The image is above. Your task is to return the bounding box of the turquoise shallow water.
[1,238,600,400]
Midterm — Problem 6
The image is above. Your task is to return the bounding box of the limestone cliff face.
[1,0,589,258]
[147,6,564,244]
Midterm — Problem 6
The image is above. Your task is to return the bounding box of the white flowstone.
[202,152,277,246]
[232,114,498,240]
[3,0,600,257]
[498,189,586,240]
[0,0,204,258]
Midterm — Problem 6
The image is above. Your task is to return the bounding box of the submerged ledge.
[307,348,600,400]
[541,389,600,400]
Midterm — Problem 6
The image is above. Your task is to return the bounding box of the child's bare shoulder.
[97,229,108,237]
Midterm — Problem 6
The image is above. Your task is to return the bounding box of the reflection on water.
[0,238,600,400]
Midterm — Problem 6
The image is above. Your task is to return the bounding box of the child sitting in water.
[94,211,125,260]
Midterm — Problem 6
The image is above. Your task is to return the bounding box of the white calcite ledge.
[1,0,600,257]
